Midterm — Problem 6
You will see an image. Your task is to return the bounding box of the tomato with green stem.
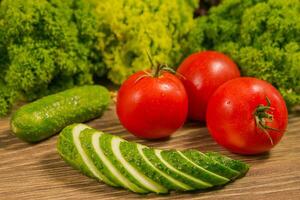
[116,54,188,139]
[206,77,288,155]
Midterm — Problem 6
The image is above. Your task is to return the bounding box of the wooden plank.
[0,105,300,200]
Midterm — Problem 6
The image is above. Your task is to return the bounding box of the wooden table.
[1,106,300,200]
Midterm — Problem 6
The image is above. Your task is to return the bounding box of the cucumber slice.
[142,148,194,190]
[57,124,250,194]
[99,133,148,193]
[121,140,192,192]
[57,124,95,178]
[72,124,117,186]
[112,137,166,193]
[161,150,229,186]
[91,131,147,192]
[79,129,121,187]
[182,150,240,180]
[137,145,191,191]
[155,149,212,189]
[205,152,249,177]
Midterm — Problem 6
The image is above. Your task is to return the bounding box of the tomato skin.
[116,71,188,139]
[206,77,288,155]
[177,51,240,121]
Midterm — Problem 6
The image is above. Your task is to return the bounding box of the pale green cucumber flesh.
[161,150,229,186]
[99,133,148,193]
[182,150,240,180]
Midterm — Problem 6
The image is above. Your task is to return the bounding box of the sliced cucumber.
[57,124,95,178]
[155,149,213,189]
[93,132,149,193]
[136,145,191,191]
[79,129,121,187]
[57,124,250,194]
[161,150,229,186]
[182,150,240,180]
[143,148,195,190]
[72,124,117,187]
[120,141,180,192]
[205,152,249,177]
[99,133,148,193]
[112,137,167,194]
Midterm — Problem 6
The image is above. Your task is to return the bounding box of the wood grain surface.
[1,105,300,200]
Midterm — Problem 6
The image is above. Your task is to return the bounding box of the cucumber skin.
[11,85,111,143]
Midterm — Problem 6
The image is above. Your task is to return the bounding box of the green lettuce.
[93,0,198,84]
[189,0,300,107]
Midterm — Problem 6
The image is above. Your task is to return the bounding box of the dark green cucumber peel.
[11,85,110,142]
[161,150,229,186]
[57,124,249,194]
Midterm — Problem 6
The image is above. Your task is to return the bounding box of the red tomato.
[116,71,188,139]
[177,51,240,121]
[206,77,288,155]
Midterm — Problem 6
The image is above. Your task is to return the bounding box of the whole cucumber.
[11,85,111,143]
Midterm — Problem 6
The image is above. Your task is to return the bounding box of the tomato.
[116,70,188,139]
[177,51,240,121]
[206,77,288,155]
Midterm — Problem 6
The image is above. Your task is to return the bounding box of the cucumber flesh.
[72,124,117,186]
[111,137,166,193]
